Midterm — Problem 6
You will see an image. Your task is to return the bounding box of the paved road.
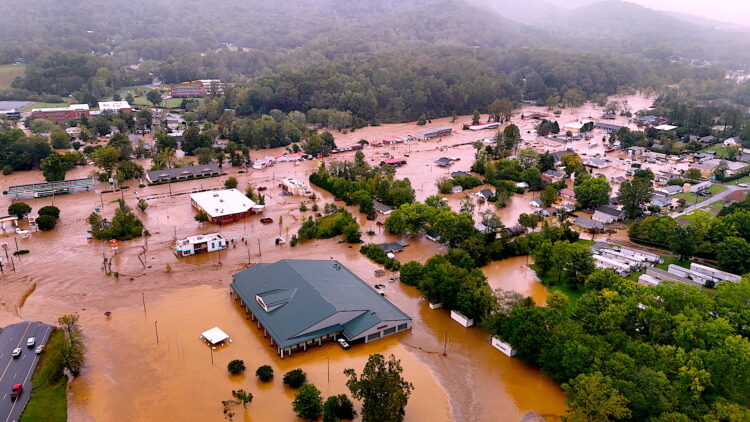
[670,185,738,218]
[0,322,52,422]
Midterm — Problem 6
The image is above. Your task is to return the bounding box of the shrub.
[38,205,60,219]
[299,203,308,212]
[323,394,357,422]
[224,177,238,189]
[13,250,29,256]
[36,215,57,231]
[2,165,12,175]
[256,365,274,382]
[283,368,307,388]
[360,244,400,271]
[227,359,246,375]
[343,223,362,243]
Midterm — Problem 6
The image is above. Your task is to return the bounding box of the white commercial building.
[190,189,262,224]
[175,233,227,257]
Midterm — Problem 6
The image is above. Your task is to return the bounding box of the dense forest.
[0,0,744,124]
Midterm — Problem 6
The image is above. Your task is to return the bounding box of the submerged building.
[230,259,412,357]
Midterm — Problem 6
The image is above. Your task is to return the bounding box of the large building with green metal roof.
[230,259,412,358]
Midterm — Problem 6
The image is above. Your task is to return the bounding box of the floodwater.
[0,93,659,421]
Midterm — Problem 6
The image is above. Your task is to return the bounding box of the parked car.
[26,337,35,347]
[337,338,350,350]
[260,218,273,224]
[739,183,749,188]
[35,344,44,354]
[11,348,21,358]
[9,384,22,400]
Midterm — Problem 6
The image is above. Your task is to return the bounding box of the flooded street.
[0,94,658,421]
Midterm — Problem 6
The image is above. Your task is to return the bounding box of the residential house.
[434,157,454,167]
[373,200,394,215]
[529,197,543,207]
[574,216,605,231]
[651,195,672,208]
[724,137,740,146]
[542,170,565,182]
[559,188,576,200]
[654,185,684,196]
[592,206,625,224]
[583,158,609,169]
[190,189,261,224]
[477,189,495,200]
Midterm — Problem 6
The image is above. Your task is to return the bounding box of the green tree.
[50,129,71,149]
[36,214,57,231]
[323,394,357,422]
[344,354,414,422]
[540,185,558,207]
[416,114,426,125]
[224,177,238,189]
[670,226,698,261]
[518,213,538,232]
[717,237,750,275]
[343,223,361,243]
[38,205,60,218]
[531,240,554,276]
[618,177,654,218]
[8,202,31,218]
[684,168,702,182]
[40,151,70,181]
[92,146,122,176]
[137,199,148,212]
[256,365,274,382]
[146,90,162,107]
[574,177,611,210]
[30,119,55,134]
[227,359,246,375]
[563,372,631,422]
[195,210,209,224]
[283,368,308,388]
[57,314,85,376]
[471,110,481,125]
[399,261,424,286]
[293,383,323,421]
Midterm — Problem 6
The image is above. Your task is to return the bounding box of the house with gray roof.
[573,216,605,231]
[230,260,412,357]
[592,205,625,224]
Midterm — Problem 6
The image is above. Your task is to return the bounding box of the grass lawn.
[726,176,750,186]
[655,255,690,271]
[575,239,596,247]
[674,184,727,203]
[529,264,584,308]
[20,102,71,112]
[20,330,66,422]
[0,64,25,88]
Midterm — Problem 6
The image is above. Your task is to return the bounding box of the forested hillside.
[0,0,745,124]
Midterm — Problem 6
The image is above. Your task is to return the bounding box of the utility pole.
[154,320,160,344]
[142,292,147,316]
[257,238,261,257]
[443,331,448,356]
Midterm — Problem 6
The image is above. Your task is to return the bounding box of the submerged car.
[337,338,351,350]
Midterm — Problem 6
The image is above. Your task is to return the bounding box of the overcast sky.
[629,0,750,26]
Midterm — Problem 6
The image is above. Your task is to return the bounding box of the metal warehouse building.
[230,259,412,358]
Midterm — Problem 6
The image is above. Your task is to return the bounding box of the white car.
[11,348,21,358]
[34,345,44,354]
[739,183,749,188]
[26,337,35,348]
[337,338,351,350]
[15,228,28,235]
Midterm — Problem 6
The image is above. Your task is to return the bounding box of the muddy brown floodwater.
[0,93,657,421]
